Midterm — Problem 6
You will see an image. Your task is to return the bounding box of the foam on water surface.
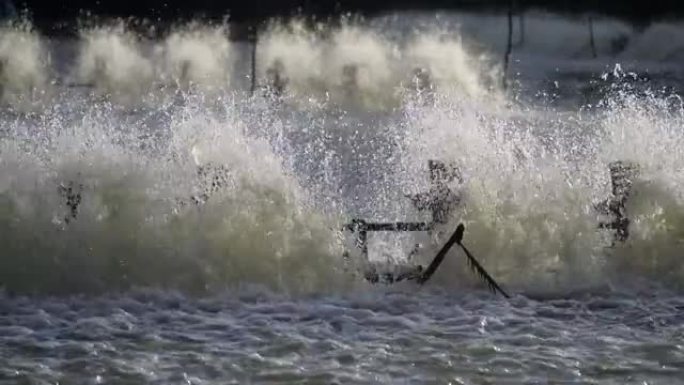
[0,12,684,383]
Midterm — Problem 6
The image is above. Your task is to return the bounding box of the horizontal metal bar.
[343,220,432,232]
[364,222,432,231]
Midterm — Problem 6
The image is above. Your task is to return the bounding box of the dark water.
[2,288,684,384]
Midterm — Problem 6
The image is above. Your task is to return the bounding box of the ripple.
[0,289,683,383]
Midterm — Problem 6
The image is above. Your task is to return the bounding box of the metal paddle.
[419,224,510,298]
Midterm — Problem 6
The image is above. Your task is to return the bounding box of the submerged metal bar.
[503,0,514,89]
[588,16,598,58]
[418,224,510,298]
[344,219,433,259]
[597,161,639,244]
[343,159,459,259]
[249,24,258,95]
[459,242,510,298]
[343,221,432,232]
[418,224,464,284]
[357,230,368,258]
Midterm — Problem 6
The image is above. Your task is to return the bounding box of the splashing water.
[403,32,496,98]
[74,24,153,102]
[0,21,49,110]
[0,16,682,296]
[257,20,324,98]
[2,13,684,385]
[0,97,346,295]
[323,24,399,108]
[157,24,233,91]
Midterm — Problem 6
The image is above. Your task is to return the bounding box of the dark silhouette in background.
[5,0,684,34]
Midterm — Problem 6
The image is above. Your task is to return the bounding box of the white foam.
[157,25,233,91]
[74,24,153,102]
[0,22,49,109]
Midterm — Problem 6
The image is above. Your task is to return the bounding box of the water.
[1,12,684,384]
[2,289,683,384]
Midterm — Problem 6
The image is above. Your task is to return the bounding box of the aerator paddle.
[458,241,510,298]
[419,224,510,298]
[417,224,465,284]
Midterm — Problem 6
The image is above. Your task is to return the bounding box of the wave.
[0,18,499,109]
[1,86,684,296]
[73,24,154,103]
[0,100,348,295]
[156,24,233,91]
[255,20,496,107]
[396,88,684,293]
[256,21,325,98]
[0,14,683,297]
[0,21,49,110]
[0,13,682,110]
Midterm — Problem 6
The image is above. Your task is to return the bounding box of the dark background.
[6,0,684,34]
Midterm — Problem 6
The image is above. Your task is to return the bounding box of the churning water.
[1,11,684,384]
